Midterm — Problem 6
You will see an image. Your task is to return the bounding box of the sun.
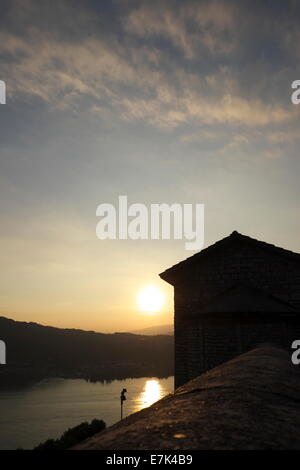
[137,285,165,313]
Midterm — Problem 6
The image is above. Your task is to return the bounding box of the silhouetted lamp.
[120,388,127,420]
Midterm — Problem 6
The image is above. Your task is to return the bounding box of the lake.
[0,376,174,450]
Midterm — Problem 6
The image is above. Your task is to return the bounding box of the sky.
[0,0,300,332]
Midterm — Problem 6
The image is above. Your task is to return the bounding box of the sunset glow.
[1,0,299,335]
[137,286,165,313]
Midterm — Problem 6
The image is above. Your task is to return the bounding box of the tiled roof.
[160,230,300,281]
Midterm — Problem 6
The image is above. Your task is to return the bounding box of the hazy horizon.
[0,314,174,335]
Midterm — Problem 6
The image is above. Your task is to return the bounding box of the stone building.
[159,231,300,388]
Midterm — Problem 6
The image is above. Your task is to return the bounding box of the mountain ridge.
[0,316,174,388]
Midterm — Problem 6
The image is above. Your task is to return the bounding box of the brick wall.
[175,317,300,388]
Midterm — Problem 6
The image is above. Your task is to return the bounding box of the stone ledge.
[72,345,300,450]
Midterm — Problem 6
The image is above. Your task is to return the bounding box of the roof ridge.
[160,231,300,281]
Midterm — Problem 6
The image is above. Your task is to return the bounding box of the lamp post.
[120,388,127,420]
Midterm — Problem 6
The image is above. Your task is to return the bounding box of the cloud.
[119,88,292,129]
[125,1,236,57]
[0,31,136,104]
[0,0,297,133]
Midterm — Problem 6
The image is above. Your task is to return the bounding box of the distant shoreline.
[0,367,174,390]
[0,316,174,390]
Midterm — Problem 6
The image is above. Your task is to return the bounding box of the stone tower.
[160,231,300,388]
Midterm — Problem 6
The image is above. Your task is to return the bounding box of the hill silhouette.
[0,317,174,388]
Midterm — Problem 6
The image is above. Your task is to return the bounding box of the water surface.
[0,376,174,450]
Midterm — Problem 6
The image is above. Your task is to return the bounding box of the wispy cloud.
[1,0,298,134]
[125,1,236,57]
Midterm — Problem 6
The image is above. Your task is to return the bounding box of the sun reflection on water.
[134,379,162,411]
